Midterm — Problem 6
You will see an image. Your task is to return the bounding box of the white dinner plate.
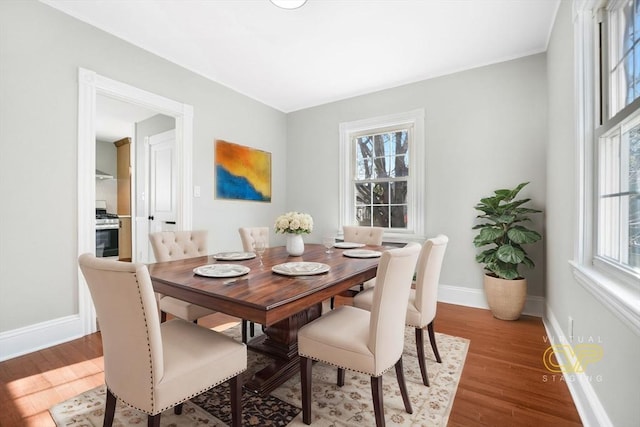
[272,262,330,276]
[342,249,382,258]
[193,264,250,278]
[334,242,366,249]
[212,252,256,261]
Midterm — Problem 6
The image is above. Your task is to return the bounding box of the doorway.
[77,67,194,335]
[95,95,160,262]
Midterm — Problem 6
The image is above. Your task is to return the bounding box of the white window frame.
[339,109,425,243]
[573,1,640,336]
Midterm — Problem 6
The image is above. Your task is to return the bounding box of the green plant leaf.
[522,256,535,269]
[496,267,521,280]
[515,207,543,214]
[473,227,504,246]
[507,226,542,244]
[495,214,516,224]
[496,244,525,264]
[476,248,497,264]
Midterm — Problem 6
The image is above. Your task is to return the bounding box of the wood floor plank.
[0,302,582,426]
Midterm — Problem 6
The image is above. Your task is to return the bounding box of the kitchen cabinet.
[119,216,132,262]
[115,137,131,215]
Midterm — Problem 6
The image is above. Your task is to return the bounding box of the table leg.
[244,303,322,396]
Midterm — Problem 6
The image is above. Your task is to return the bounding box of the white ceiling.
[44,0,560,113]
[95,95,159,142]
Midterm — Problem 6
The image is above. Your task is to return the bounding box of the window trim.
[574,1,640,336]
[339,109,425,242]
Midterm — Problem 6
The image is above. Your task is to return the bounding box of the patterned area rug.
[50,324,468,426]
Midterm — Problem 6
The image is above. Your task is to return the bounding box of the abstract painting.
[215,140,271,202]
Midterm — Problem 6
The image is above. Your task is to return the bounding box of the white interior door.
[146,129,177,260]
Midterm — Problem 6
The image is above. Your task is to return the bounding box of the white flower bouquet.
[274,211,314,234]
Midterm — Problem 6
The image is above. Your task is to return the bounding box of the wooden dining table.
[147,243,384,396]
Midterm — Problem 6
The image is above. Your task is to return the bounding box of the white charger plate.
[334,242,366,249]
[193,264,250,278]
[343,249,382,258]
[212,252,256,261]
[272,262,330,276]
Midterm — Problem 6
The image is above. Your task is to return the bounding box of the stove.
[96,200,119,257]
[96,211,120,230]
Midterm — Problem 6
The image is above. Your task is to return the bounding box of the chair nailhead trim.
[298,352,393,378]
[133,273,156,412]
[110,368,248,416]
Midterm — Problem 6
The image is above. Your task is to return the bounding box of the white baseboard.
[438,283,545,317]
[0,315,85,362]
[543,307,612,427]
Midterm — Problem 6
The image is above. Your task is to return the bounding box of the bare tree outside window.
[354,130,409,229]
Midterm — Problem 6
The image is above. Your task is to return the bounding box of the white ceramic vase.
[286,233,305,256]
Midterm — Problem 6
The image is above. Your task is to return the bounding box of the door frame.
[77,67,193,334]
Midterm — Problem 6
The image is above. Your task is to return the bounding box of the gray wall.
[0,1,287,331]
[546,2,639,425]
[286,54,548,298]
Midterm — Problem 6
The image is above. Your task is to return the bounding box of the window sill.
[337,232,426,245]
[569,261,640,336]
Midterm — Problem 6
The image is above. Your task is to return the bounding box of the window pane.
[389,154,408,177]
[356,206,371,226]
[372,156,388,178]
[627,193,640,267]
[626,51,635,105]
[598,117,640,273]
[355,136,372,161]
[373,182,389,204]
[355,136,375,179]
[390,206,407,229]
[624,0,635,52]
[628,124,640,268]
[599,195,620,260]
[630,125,640,193]
[635,45,640,97]
[355,183,371,205]
[355,159,372,180]
[390,181,407,203]
[611,0,640,113]
[372,206,389,227]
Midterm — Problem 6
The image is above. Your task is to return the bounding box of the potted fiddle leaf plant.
[472,182,542,320]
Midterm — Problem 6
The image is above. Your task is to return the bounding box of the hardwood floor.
[435,303,582,427]
[0,302,582,426]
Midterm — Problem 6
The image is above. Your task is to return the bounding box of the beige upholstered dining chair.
[330,225,385,309]
[354,235,448,386]
[238,227,269,342]
[298,243,420,427]
[239,226,270,252]
[78,253,246,427]
[149,230,215,323]
[342,225,384,245]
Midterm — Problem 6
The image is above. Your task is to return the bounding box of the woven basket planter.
[483,274,527,320]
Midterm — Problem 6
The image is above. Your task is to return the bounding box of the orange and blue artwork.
[215,140,271,202]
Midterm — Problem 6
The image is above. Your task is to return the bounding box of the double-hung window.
[596,0,640,279]
[574,0,640,334]
[339,109,425,242]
